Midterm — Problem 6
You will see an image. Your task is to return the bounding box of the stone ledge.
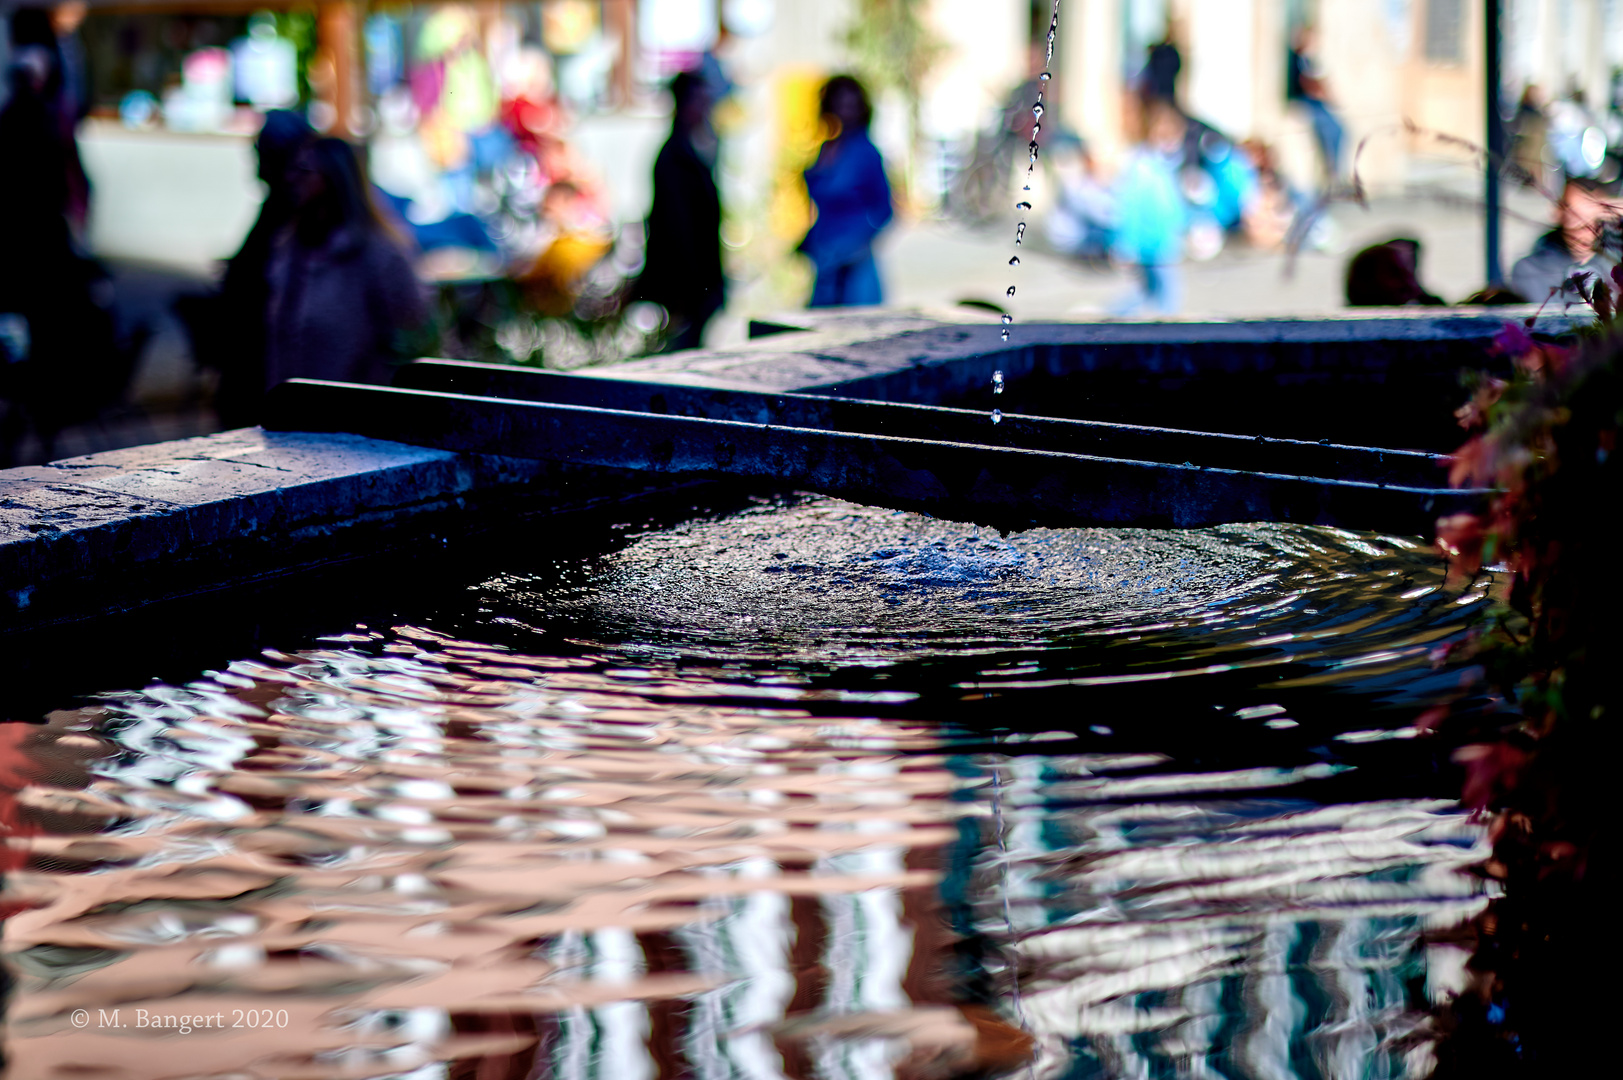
[1,429,562,626]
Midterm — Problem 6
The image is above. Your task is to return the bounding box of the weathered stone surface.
[0,429,563,625]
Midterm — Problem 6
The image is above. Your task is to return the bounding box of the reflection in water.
[1,497,1498,1078]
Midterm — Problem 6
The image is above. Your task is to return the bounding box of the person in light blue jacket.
[800,75,894,307]
[1110,101,1189,315]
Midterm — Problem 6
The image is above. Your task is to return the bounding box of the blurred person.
[1139,27,1181,105]
[800,75,893,308]
[1044,133,1114,266]
[0,26,115,462]
[1345,238,1444,306]
[514,181,613,316]
[6,6,88,228]
[179,110,314,426]
[1509,174,1620,303]
[411,5,508,201]
[49,1,90,124]
[1236,139,1299,250]
[1109,100,1188,316]
[1286,25,1343,185]
[500,46,567,158]
[1171,119,1259,259]
[696,19,736,106]
[635,70,723,350]
[1510,85,1550,188]
[263,137,427,390]
[949,55,1048,225]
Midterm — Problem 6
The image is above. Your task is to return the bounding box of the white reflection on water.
[979,756,1492,1078]
[0,503,1499,1079]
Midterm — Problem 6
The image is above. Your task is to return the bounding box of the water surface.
[1,496,1496,1079]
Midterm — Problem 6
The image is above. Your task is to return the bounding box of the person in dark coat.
[176,109,314,426]
[262,138,426,390]
[0,30,113,462]
[635,71,724,352]
[1509,175,1619,303]
[800,75,893,307]
[1141,36,1182,105]
[1287,25,1344,185]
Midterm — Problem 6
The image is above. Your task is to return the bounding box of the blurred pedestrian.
[635,70,723,351]
[1287,25,1343,185]
[1109,100,1188,316]
[1510,85,1550,188]
[50,1,90,126]
[1510,175,1620,303]
[1345,239,1445,306]
[176,110,314,426]
[1140,26,1182,106]
[1045,133,1114,266]
[0,12,114,462]
[800,75,893,308]
[1236,139,1302,249]
[263,137,427,390]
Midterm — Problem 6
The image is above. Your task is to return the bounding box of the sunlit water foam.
[482,497,1438,662]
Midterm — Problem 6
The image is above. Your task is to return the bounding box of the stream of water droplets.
[995,0,1061,401]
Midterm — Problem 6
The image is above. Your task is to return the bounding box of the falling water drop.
[991,409,1003,425]
[994,3,1058,397]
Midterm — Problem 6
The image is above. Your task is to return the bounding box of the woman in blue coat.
[800,75,893,307]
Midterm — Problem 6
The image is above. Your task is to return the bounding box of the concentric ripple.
[0,497,1497,1079]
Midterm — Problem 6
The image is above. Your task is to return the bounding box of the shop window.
[1424,0,1465,63]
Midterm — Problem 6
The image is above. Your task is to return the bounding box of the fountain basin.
[2,309,1549,635]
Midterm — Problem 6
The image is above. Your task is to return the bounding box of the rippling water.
[0,496,1498,1079]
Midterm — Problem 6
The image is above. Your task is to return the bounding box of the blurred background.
[0,0,1616,462]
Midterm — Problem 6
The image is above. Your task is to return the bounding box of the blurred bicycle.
[943,73,1047,227]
